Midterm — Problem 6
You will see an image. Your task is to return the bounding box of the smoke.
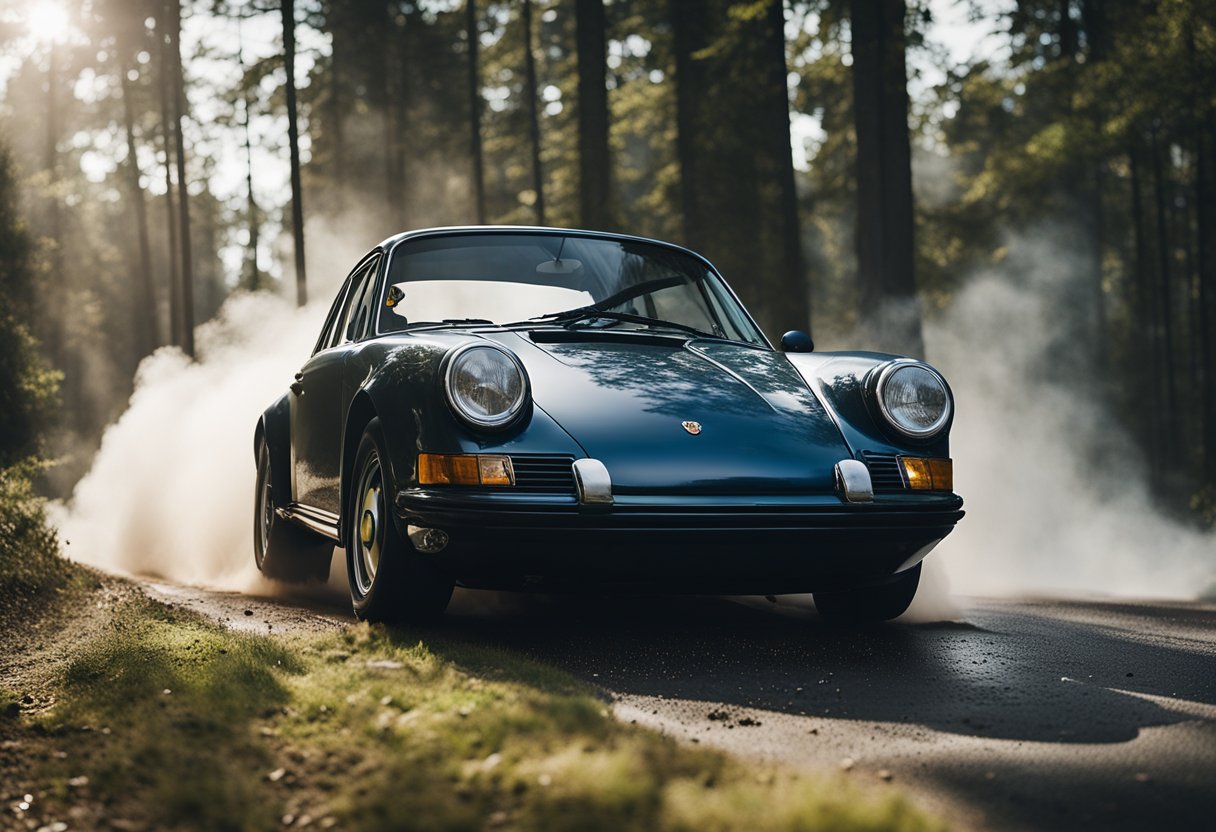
[50,292,333,592]
[925,233,1216,599]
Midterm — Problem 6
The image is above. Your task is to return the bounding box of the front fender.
[785,351,952,458]
[340,336,585,534]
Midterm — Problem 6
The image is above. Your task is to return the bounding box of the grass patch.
[0,686,18,716]
[36,598,299,830]
[27,603,944,832]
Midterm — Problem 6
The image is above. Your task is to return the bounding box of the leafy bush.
[0,461,67,600]
[0,316,61,469]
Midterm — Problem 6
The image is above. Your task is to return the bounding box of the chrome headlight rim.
[873,359,953,440]
[442,343,530,431]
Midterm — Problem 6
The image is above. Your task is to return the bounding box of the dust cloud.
[52,212,379,594]
[926,235,1216,600]
[50,293,332,592]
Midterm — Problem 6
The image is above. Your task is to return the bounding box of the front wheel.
[345,419,453,624]
[812,563,921,623]
[254,441,333,582]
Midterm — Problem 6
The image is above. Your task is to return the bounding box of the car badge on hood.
[681,420,702,435]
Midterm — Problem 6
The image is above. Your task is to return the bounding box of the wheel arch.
[256,393,293,503]
[340,390,381,540]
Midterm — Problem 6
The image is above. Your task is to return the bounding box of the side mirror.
[780,330,814,353]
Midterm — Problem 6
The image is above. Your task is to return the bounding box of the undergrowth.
[0,461,82,602]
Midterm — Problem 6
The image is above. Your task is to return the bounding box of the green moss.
[41,601,300,831]
[268,624,941,831]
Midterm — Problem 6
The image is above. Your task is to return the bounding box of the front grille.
[510,454,577,494]
[862,452,906,493]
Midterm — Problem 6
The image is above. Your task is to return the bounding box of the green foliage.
[0,144,60,468]
[0,317,61,468]
[0,141,36,309]
[0,461,68,600]
[0,139,67,604]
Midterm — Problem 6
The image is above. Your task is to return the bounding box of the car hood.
[487,332,851,494]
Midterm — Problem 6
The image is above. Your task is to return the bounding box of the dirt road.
[139,578,1216,832]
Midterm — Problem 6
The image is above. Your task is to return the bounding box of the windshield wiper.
[516,308,719,340]
[399,318,496,331]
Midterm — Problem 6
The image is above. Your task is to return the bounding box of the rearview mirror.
[536,258,582,275]
[780,330,814,353]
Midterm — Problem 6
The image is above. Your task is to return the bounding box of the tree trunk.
[576,0,611,230]
[1130,147,1163,480]
[157,12,181,348]
[282,0,308,306]
[120,60,159,358]
[1090,163,1107,370]
[466,0,486,224]
[243,108,261,293]
[1178,156,1200,425]
[1189,28,1216,485]
[849,0,924,357]
[385,25,405,228]
[1058,0,1078,58]
[1198,113,1216,484]
[670,0,708,250]
[42,39,70,418]
[1151,134,1179,464]
[329,17,345,215]
[521,0,545,225]
[761,0,809,334]
[237,17,261,292]
[169,0,195,358]
[45,42,61,272]
[396,26,412,229]
[43,43,61,273]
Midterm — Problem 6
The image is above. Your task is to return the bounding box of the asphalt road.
[142,579,1216,832]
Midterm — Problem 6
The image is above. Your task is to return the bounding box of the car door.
[291,253,381,515]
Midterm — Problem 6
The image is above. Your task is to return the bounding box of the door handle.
[290,371,304,396]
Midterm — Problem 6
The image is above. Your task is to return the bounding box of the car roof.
[375,226,715,270]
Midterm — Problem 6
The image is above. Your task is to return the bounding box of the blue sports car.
[253,227,963,623]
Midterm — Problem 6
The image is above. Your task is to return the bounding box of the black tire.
[254,441,334,582]
[345,419,453,624]
[812,563,921,624]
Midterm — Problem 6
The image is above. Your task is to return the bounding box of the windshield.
[377,232,766,345]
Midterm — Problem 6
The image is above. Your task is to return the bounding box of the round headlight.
[875,361,952,439]
[443,344,528,429]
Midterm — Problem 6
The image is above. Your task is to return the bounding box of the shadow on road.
[254,579,1216,831]
[399,591,1216,746]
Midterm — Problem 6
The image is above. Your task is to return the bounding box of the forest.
[0,0,1213,530]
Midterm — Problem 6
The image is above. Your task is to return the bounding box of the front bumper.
[394,489,964,594]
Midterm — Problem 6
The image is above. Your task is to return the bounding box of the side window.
[326,279,360,350]
[348,254,382,342]
[315,278,354,354]
[337,257,377,346]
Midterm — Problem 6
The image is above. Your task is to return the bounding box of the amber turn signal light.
[418,453,515,486]
[898,457,953,491]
